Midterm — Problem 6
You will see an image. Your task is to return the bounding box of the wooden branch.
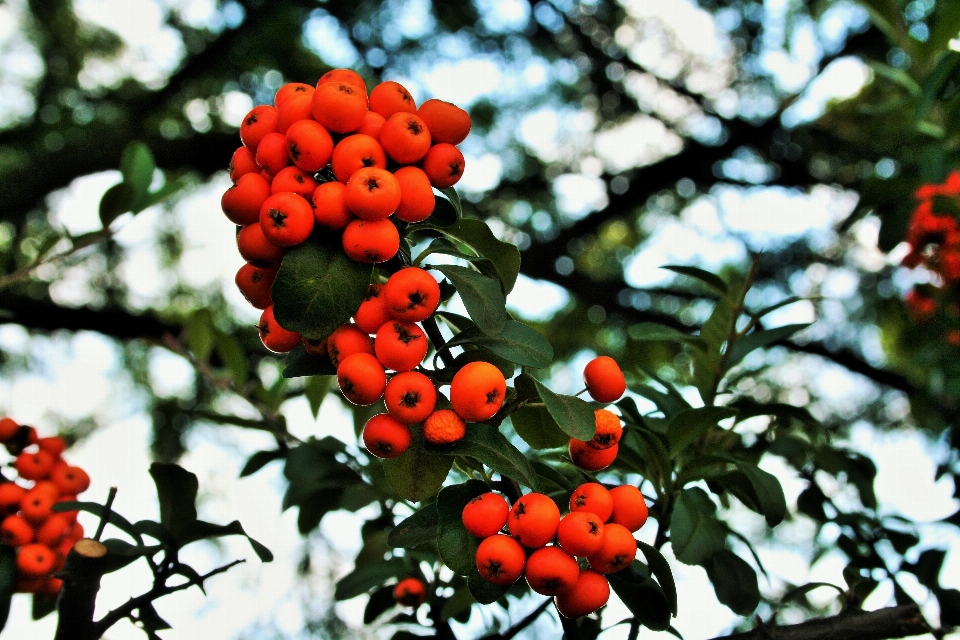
[54,539,109,640]
[708,605,932,640]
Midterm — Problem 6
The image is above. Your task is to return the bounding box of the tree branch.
[708,604,932,640]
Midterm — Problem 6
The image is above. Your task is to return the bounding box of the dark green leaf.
[102,538,162,574]
[780,582,845,606]
[442,424,540,491]
[608,561,672,631]
[439,187,463,217]
[434,264,508,336]
[213,330,248,387]
[365,585,397,624]
[0,546,15,630]
[661,265,728,295]
[240,449,286,478]
[749,296,814,323]
[529,460,579,493]
[272,236,372,340]
[383,426,454,503]
[334,558,408,601]
[53,501,144,545]
[133,520,175,547]
[31,592,57,621]
[721,457,787,527]
[428,190,460,227]
[98,182,135,227]
[670,488,725,565]
[437,480,489,575]
[120,141,156,207]
[179,519,273,561]
[388,502,439,549]
[149,462,199,542]
[638,541,678,617]
[856,0,908,46]
[441,218,521,293]
[440,586,476,621]
[627,323,707,351]
[510,405,570,449]
[467,569,511,604]
[282,344,337,378]
[170,563,207,594]
[186,309,215,363]
[522,374,595,442]
[666,407,737,454]
[703,550,760,616]
[726,323,812,370]
[304,375,332,418]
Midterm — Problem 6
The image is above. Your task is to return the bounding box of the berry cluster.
[0,417,90,595]
[392,576,427,608]
[463,481,648,619]
[221,68,470,353]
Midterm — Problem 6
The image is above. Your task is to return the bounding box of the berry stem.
[557,605,582,639]
[94,486,118,542]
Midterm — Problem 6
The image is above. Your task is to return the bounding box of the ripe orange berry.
[361,414,412,459]
[475,534,525,586]
[608,485,649,532]
[260,192,315,247]
[239,105,279,151]
[311,81,367,133]
[422,143,465,189]
[326,323,375,368]
[383,267,441,323]
[0,417,19,442]
[356,110,385,139]
[235,263,277,310]
[274,82,315,109]
[312,181,354,230]
[20,488,55,525]
[17,543,55,577]
[337,353,387,406]
[222,172,272,226]
[417,99,471,145]
[32,481,60,502]
[0,482,26,515]
[369,80,417,118]
[509,493,560,548]
[375,321,428,372]
[393,577,426,607]
[587,522,637,574]
[275,90,314,134]
[286,119,334,172]
[258,306,302,353]
[449,361,506,423]
[557,511,605,558]
[380,112,432,164]
[353,284,393,335]
[51,465,90,495]
[422,409,466,445]
[341,218,400,264]
[344,167,402,221]
[525,545,580,596]
[1,514,34,547]
[237,222,285,268]
[254,131,292,176]
[229,146,259,183]
[40,576,63,597]
[589,409,622,450]
[569,482,614,522]
[35,513,72,547]
[569,439,618,471]
[384,371,437,425]
[331,134,387,183]
[271,166,318,198]
[37,436,66,457]
[554,569,610,619]
[14,449,55,481]
[461,492,509,538]
[393,166,435,223]
[317,69,367,97]
[583,356,627,403]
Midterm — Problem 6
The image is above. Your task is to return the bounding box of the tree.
[0,0,959,638]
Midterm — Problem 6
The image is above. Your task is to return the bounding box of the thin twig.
[93,487,118,542]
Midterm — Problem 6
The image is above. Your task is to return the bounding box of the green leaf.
[468,569,511,604]
[179,520,274,562]
[272,236,372,340]
[282,344,336,378]
[693,297,735,404]
[749,296,815,323]
[442,424,540,491]
[721,457,787,527]
[31,592,58,621]
[627,323,707,351]
[666,407,737,454]
[364,585,396,624]
[99,182,135,227]
[855,0,908,47]
[662,265,728,295]
[334,557,408,601]
[437,480,489,575]
[443,320,553,368]
[441,218,521,293]
[53,501,144,545]
[703,549,760,616]
[726,323,811,370]
[0,546,15,630]
[186,309,215,363]
[529,460,580,493]
[607,561,672,631]
[780,582,845,606]
[240,449,286,477]
[213,330,248,387]
[304,375,332,418]
[119,141,156,209]
[638,541,678,617]
[102,538,162,574]
[429,190,460,227]
[433,264,508,336]
[670,488,725,566]
[388,502,439,549]
[924,13,960,65]
[439,187,463,217]
[149,462,199,543]
[133,520,176,547]
[383,426,454,503]
[170,563,206,594]
[522,374,596,442]
[510,405,570,449]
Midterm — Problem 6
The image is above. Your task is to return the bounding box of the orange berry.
[525,545,580,596]
[285,119,334,172]
[475,534,525,586]
[587,522,637,574]
[380,112,431,164]
[384,371,437,425]
[341,218,400,264]
[589,409,622,450]
[422,409,466,445]
[1,514,34,547]
[14,449,55,481]
[239,105,279,151]
[569,483,614,522]
[32,481,60,502]
[51,465,89,495]
[237,222,285,268]
[369,80,417,118]
[274,82,315,109]
[554,569,610,618]
[344,167,402,220]
[449,361,506,423]
[557,511,605,558]
[39,576,63,597]
[421,143,465,189]
[254,131,292,176]
[508,493,560,548]
[66,521,84,543]
[383,267,441,323]
[326,323,375,368]
[258,306,302,353]
[337,352,387,406]
[332,134,387,183]
[608,485,648,532]
[17,543,55,577]
[37,436,66,457]
[461,492,509,538]
[0,482,26,515]
[260,192,314,247]
[0,417,19,442]
[583,356,627,403]
[356,110,385,139]
[311,81,367,133]
[353,284,393,335]
[229,146,259,183]
[222,172,272,225]
[275,90,314,134]
[393,166,435,223]
[35,513,72,547]
[375,321,429,372]
[361,413,412,459]
[393,577,426,607]
[270,166,318,199]
[317,69,367,97]
[312,181,354,230]
[569,439,618,471]
[235,263,278,310]
[417,99,471,145]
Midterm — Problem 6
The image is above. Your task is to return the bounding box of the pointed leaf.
[213,330,248,387]
[628,323,707,351]
[282,344,337,378]
[434,264,508,336]
[150,463,199,542]
[383,426,454,503]
[670,488,725,565]
[439,187,463,217]
[441,218,521,293]
[726,323,812,370]
[780,582,845,605]
[364,585,396,624]
[442,424,540,491]
[522,374,595,442]
[304,375,332,418]
[120,141,156,208]
[31,592,58,621]
[510,405,570,449]
[468,569,511,604]
[443,321,553,368]
[607,561,672,631]
[721,457,787,526]
[704,550,759,616]
[334,558,408,601]
[53,501,144,544]
[99,182,135,227]
[388,502,439,549]
[638,541,678,617]
[666,407,737,454]
[437,480,489,575]
[240,449,286,478]
[662,265,728,295]
[179,519,274,562]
